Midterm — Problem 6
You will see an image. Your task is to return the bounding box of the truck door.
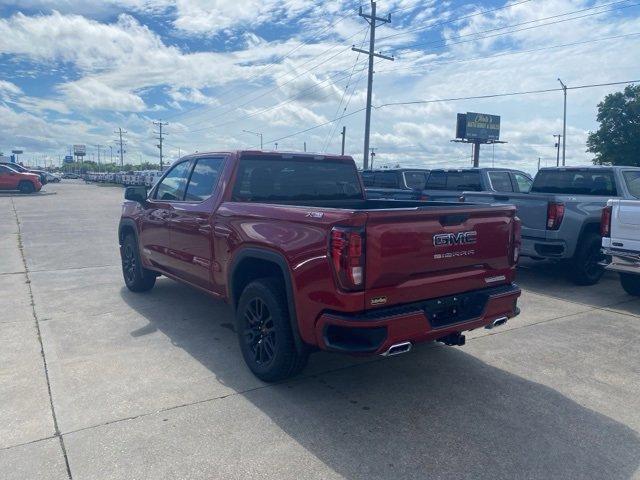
[167,156,225,292]
[139,159,192,272]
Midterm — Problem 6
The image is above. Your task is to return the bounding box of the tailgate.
[462,192,549,238]
[612,200,640,251]
[364,204,516,309]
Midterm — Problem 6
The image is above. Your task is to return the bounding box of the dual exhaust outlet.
[381,316,508,357]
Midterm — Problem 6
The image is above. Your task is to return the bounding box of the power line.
[322,26,370,152]
[175,27,369,126]
[181,43,363,129]
[186,61,370,134]
[392,0,640,51]
[375,79,640,108]
[162,12,356,122]
[377,0,535,42]
[375,32,640,74]
[257,78,639,149]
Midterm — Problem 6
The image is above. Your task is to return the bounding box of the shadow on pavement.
[121,281,640,480]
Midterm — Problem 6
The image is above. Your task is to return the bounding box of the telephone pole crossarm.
[351,47,394,61]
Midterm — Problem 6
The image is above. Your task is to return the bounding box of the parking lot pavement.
[1,181,639,480]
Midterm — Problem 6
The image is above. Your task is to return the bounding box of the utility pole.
[114,127,127,167]
[94,144,102,172]
[538,157,541,171]
[353,1,393,170]
[558,78,567,166]
[303,141,307,152]
[109,145,113,164]
[370,148,376,169]
[274,142,278,150]
[341,126,346,155]
[554,134,562,167]
[153,120,168,170]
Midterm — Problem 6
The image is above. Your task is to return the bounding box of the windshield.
[232,156,363,202]
[531,170,617,196]
[623,170,640,198]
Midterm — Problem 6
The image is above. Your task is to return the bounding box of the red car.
[0,164,42,193]
[119,151,521,381]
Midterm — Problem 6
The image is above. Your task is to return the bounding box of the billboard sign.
[64,155,74,163]
[73,144,86,156]
[456,113,500,141]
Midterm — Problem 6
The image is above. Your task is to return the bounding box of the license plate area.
[424,292,489,328]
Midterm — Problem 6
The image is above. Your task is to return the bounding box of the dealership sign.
[73,144,86,156]
[456,112,500,141]
[64,155,74,163]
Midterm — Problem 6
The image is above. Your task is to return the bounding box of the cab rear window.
[232,157,363,201]
[531,170,617,196]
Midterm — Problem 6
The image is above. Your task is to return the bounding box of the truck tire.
[236,278,308,382]
[569,232,605,286]
[620,273,640,297]
[121,234,156,292]
[19,181,35,194]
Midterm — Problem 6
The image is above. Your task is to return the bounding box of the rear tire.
[121,234,156,292]
[19,181,35,194]
[620,273,640,297]
[236,278,308,382]
[569,232,605,286]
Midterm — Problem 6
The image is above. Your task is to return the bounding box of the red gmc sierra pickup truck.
[119,151,521,381]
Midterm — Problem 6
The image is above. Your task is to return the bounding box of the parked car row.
[85,170,164,188]
[0,161,49,186]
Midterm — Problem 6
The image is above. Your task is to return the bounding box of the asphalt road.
[1,181,639,480]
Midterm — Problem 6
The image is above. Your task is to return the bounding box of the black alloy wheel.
[243,297,277,366]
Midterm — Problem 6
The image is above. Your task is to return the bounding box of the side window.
[154,161,192,201]
[447,171,482,191]
[404,171,427,190]
[184,157,224,202]
[513,173,533,193]
[488,171,514,192]
[426,171,446,189]
[0,165,8,174]
[374,171,399,188]
[361,171,374,187]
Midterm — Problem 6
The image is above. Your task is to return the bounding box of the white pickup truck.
[601,196,640,296]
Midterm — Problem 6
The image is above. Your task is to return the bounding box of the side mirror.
[125,186,148,205]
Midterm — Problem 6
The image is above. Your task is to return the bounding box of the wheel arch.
[118,218,138,245]
[229,247,305,352]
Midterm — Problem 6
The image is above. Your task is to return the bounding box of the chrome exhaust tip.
[381,341,412,357]
[485,316,508,330]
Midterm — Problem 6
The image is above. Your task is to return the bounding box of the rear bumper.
[602,248,640,274]
[521,236,568,259]
[315,283,521,354]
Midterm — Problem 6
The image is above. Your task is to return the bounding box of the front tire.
[620,273,640,296]
[569,232,605,286]
[19,181,35,194]
[121,234,156,292]
[236,278,308,382]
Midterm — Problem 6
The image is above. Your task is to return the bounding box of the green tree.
[587,84,640,166]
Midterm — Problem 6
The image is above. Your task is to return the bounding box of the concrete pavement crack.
[10,197,73,480]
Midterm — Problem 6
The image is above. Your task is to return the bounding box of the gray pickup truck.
[423,168,533,201]
[463,166,640,285]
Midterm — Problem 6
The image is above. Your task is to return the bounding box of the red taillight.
[330,227,365,291]
[511,216,522,265]
[546,202,565,230]
[600,205,612,237]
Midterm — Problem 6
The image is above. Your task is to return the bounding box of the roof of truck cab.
[537,165,640,171]
[180,150,354,161]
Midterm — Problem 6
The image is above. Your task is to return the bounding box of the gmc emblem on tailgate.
[433,231,478,246]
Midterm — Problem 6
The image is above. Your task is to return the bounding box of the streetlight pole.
[242,130,263,149]
[558,78,567,166]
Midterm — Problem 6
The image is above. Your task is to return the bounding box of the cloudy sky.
[0,0,639,173]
